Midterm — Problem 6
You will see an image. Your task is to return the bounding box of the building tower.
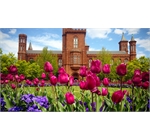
[119,32,128,54]
[62,28,86,79]
[129,35,136,60]
[18,34,27,60]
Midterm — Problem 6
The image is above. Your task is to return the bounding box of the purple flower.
[9,106,22,112]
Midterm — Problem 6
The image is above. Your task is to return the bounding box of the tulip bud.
[65,92,75,105]
[116,63,127,76]
[11,83,16,89]
[79,66,87,77]
[111,90,124,104]
[90,60,102,74]
[102,64,110,74]
[50,75,57,85]
[103,78,109,86]
[102,88,108,96]
[44,61,53,72]
[58,67,66,74]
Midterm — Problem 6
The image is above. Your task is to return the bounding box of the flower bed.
[0,61,149,112]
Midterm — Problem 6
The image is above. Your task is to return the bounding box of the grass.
[21,86,130,100]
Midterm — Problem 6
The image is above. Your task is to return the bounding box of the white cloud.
[109,38,112,41]
[135,38,150,51]
[9,29,17,34]
[87,28,112,39]
[125,28,140,35]
[0,30,10,39]
[114,28,140,35]
[147,29,150,35]
[89,47,100,51]
[114,28,126,35]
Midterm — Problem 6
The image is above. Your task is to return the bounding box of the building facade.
[18,28,136,79]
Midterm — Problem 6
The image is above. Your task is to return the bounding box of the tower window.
[73,37,78,48]
[58,59,62,67]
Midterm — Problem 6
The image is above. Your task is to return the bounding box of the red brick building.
[18,28,136,79]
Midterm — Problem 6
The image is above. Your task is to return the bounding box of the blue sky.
[0,28,150,58]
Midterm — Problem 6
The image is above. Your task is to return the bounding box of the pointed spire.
[28,42,33,50]
[131,34,135,41]
[121,32,126,41]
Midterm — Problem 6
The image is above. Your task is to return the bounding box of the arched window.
[58,59,62,67]
[89,59,92,67]
[73,37,78,48]
[20,46,22,51]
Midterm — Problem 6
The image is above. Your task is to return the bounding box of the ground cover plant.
[0,60,149,112]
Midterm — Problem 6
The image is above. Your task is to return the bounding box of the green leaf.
[2,93,13,110]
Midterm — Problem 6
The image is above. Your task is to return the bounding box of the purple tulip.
[90,60,102,74]
[50,75,57,85]
[79,66,87,77]
[102,64,110,74]
[116,63,127,76]
[44,61,53,72]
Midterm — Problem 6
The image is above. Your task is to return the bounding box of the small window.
[73,37,78,48]
[89,59,92,67]
[58,59,62,67]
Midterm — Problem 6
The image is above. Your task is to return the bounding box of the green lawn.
[22,86,130,99]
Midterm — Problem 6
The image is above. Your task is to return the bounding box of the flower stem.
[120,76,123,91]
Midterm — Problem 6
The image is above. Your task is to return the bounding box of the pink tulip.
[41,73,46,79]
[44,61,53,72]
[79,66,87,77]
[58,67,66,74]
[103,78,109,86]
[65,92,75,105]
[86,74,96,90]
[58,73,69,84]
[102,88,108,96]
[79,81,88,90]
[69,76,74,86]
[11,83,16,89]
[50,75,57,85]
[20,74,25,81]
[102,64,110,74]
[8,65,18,75]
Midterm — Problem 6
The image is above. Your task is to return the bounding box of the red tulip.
[79,66,87,77]
[102,64,110,74]
[44,61,53,72]
[112,90,124,104]
[142,81,149,89]
[102,88,108,96]
[90,60,102,74]
[65,92,75,105]
[116,63,127,76]
[50,75,57,85]
[103,78,109,86]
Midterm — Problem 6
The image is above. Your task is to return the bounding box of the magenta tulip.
[116,63,127,76]
[69,76,74,86]
[58,67,66,74]
[79,66,87,77]
[127,80,132,85]
[79,81,88,90]
[111,90,124,104]
[58,73,69,84]
[91,87,101,95]
[103,78,109,86]
[90,60,102,74]
[142,71,149,82]
[142,81,149,89]
[11,83,16,89]
[7,74,14,81]
[44,61,53,72]
[102,88,108,96]
[50,75,57,85]
[40,80,45,87]
[134,69,141,76]
[41,73,46,79]
[8,65,18,75]
[102,64,110,74]
[132,75,142,85]
[65,92,75,105]
[26,79,32,85]
[86,74,96,90]
[49,72,54,79]
[20,74,25,81]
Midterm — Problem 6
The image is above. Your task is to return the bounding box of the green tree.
[96,47,113,80]
[35,47,58,75]
[1,53,17,74]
